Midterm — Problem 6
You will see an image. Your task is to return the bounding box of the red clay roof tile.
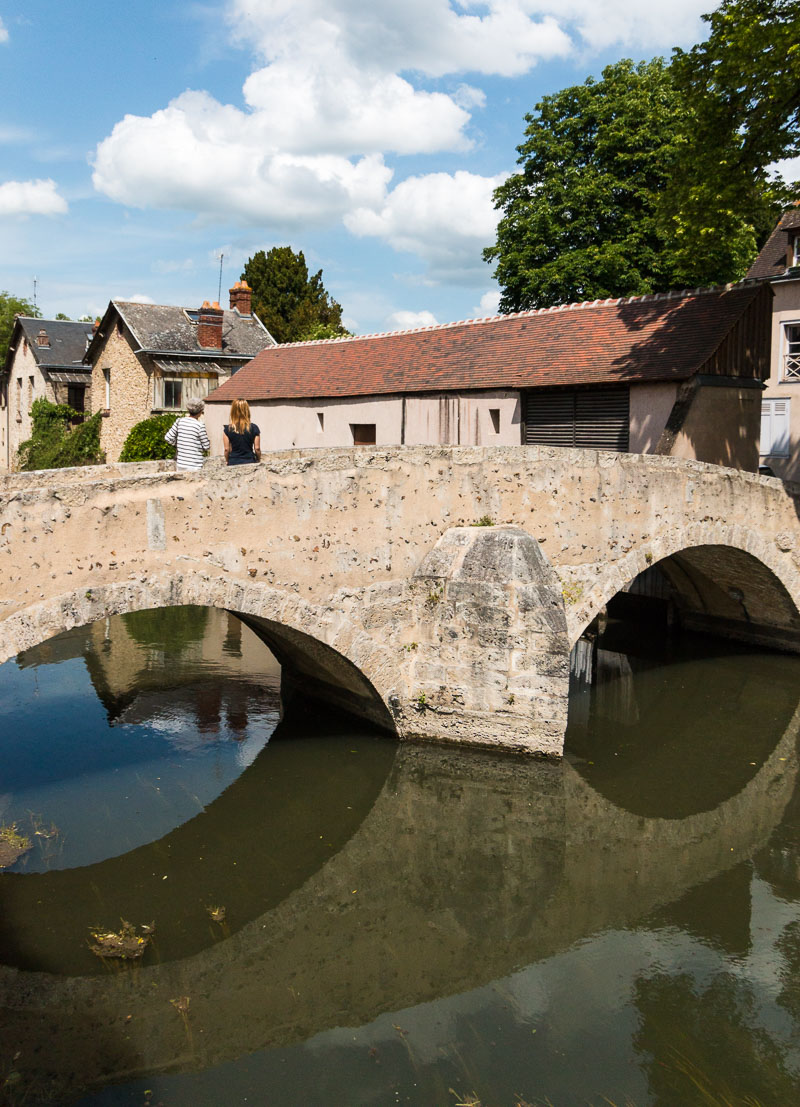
[208,283,766,404]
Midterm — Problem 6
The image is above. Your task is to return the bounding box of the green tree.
[663,0,800,284]
[484,59,694,311]
[242,247,347,343]
[119,413,178,463]
[0,291,40,358]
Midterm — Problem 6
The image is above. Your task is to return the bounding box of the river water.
[2,607,800,1106]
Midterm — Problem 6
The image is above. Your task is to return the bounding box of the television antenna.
[216,252,224,303]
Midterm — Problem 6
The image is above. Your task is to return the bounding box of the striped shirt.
[165,416,210,471]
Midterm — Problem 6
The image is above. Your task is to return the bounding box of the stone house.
[745,206,800,479]
[205,281,772,472]
[84,282,274,463]
[1,317,95,470]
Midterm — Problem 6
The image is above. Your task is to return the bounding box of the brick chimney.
[36,328,50,348]
[197,300,224,349]
[229,280,252,315]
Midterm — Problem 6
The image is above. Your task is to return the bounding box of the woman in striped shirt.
[165,399,210,471]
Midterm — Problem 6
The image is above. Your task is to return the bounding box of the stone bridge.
[2,445,800,756]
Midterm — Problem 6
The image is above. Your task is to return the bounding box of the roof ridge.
[270,280,760,350]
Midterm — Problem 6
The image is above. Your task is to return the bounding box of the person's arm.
[165,419,179,446]
[198,423,210,453]
[253,434,261,462]
[223,428,231,463]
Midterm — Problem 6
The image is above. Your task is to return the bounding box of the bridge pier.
[386,526,571,756]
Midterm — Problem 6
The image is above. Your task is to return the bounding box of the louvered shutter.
[761,398,790,457]
[524,388,629,451]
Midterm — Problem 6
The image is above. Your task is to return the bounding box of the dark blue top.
[224,423,260,465]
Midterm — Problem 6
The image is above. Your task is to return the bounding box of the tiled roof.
[208,283,766,405]
[746,207,800,279]
[87,301,274,361]
[13,318,95,369]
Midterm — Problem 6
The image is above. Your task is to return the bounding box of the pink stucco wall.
[204,391,522,456]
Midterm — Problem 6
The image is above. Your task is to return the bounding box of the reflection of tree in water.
[632,971,797,1105]
[120,604,209,655]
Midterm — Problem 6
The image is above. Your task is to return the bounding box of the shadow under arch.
[233,610,395,733]
[571,540,800,653]
[0,572,399,736]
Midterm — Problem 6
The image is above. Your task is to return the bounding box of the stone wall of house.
[3,339,57,470]
[89,325,154,463]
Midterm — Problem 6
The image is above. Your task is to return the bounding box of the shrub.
[17,399,104,471]
[120,413,178,462]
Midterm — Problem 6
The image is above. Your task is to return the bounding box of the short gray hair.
[186,399,205,415]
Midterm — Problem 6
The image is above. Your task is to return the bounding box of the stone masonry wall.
[90,324,154,463]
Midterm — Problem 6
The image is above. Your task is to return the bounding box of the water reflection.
[2,616,800,1105]
[0,608,281,870]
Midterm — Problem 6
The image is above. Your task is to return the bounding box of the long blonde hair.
[229,398,251,434]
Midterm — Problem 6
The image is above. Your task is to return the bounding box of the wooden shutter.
[524,388,629,451]
[761,398,790,457]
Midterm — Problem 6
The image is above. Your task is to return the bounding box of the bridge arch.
[568,525,800,651]
[0,572,401,737]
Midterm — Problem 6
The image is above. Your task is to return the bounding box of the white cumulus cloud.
[386,310,440,331]
[91,1,713,277]
[0,18,8,44]
[93,91,393,228]
[473,290,501,316]
[0,178,67,217]
[346,170,507,285]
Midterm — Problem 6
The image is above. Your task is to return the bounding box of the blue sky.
[0,1,724,335]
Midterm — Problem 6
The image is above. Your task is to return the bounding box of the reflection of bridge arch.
[568,528,800,649]
[2,704,799,1098]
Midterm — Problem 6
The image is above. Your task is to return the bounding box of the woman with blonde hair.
[223,398,261,466]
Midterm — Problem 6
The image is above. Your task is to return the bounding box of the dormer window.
[792,233,800,267]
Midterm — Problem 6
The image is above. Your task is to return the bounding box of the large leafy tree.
[0,291,40,358]
[484,59,693,311]
[241,247,348,344]
[485,1,800,311]
[663,0,800,284]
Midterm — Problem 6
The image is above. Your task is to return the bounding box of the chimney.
[229,279,252,315]
[36,328,50,348]
[197,300,224,349]
[92,317,100,334]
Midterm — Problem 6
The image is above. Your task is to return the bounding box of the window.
[783,324,800,381]
[27,376,33,411]
[67,386,85,414]
[351,423,376,445]
[792,234,800,267]
[317,412,325,432]
[489,408,501,434]
[103,368,110,409]
[761,398,790,457]
[163,378,183,409]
